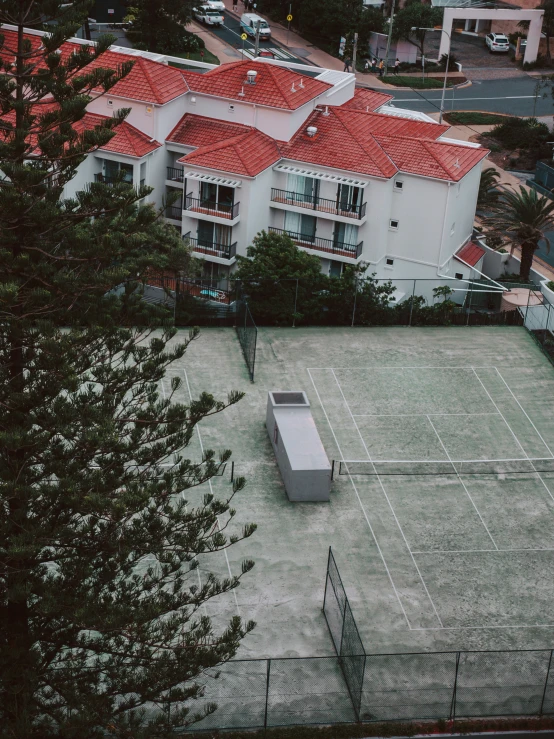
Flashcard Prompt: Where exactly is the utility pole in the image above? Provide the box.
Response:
[254,20,261,57]
[352,32,359,72]
[287,3,292,46]
[383,0,396,77]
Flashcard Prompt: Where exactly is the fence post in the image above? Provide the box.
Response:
[230,460,234,483]
[292,278,299,328]
[323,546,332,612]
[408,279,416,326]
[449,651,461,720]
[525,284,532,326]
[264,658,271,729]
[540,649,553,715]
[351,277,358,328]
[466,283,473,326]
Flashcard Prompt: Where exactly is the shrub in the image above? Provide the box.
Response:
[547,280,554,291]
[490,116,550,155]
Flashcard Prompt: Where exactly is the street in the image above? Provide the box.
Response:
[387,76,554,118]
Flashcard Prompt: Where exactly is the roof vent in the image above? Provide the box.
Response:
[323,106,329,116]
[298,78,304,88]
[306,126,318,137]
[291,83,296,92]
[246,70,257,85]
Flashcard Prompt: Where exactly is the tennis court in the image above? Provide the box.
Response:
[166,325,554,660]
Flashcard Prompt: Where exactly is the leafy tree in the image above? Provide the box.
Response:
[0,2,255,736]
[392,0,443,61]
[124,0,198,54]
[489,186,554,280]
[235,230,325,324]
[537,0,554,64]
[477,167,501,211]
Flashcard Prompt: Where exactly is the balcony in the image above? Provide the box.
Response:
[187,236,237,261]
[270,188,366,220]
[165,206,183,222]
[185,192,240,221]
[269,227,363,260]
[94,173,134,187]
[167,166,184,183]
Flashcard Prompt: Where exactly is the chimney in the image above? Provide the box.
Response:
[306,126,318,137]
[246,70,258,85]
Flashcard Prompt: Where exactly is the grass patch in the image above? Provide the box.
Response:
[169,48,220,65]
[443,111,508,126]
[381,75,456,88]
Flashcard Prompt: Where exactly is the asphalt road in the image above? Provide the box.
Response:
[202,10,308,64]
[388,76,554,119]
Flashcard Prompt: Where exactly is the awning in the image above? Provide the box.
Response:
[183,171,242,188]
[273,164,368,188]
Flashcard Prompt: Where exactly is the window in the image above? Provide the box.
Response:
[386,258,394,266]
[455,272,464,280]
[286,174,319,206]
[104,160,133,184]
[334,221,359,247]
[200,182,234,213]
[336,183,362,214]
[140,161,146,189]
[284,211,316,242]
[329,260,343,278]
[198,220,232,247]
[389,219,399,230]
[394,180,403,191]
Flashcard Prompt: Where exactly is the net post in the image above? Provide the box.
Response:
[540,649,553,715]
[466,282,473,326]
[230,460,234,483]
[331,459,335,481]
[449,651,461,720]
[409,279,416,326]
[351,277,358,328]
[263,658,271,728]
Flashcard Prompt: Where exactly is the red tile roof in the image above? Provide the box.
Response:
[374,134,488,181]
[280,108,487,181]
[0,30,83,70]
[83,51,189,104]
[340,88,394,112]
[181,61,331,110]
[455,241,486,267]
[178,129,280,176]
[75,113,161,157]
[167,113,252,147]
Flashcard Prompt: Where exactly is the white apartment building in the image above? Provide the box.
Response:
[1,27,490,299]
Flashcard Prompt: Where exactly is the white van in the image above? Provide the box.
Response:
[240,13,271,39]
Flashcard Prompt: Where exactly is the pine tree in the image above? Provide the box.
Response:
[0,3,256,736]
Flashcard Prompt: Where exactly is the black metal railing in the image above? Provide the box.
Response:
[167,166,184,182]
[94,173,134,186]
[188,236,237,260]
[269,227,363,259]
[271,188,366,220]
[185,192,240,220]
[165,206,183,221]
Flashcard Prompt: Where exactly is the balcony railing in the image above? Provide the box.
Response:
[165,206,183,221]
[188,236,237,261]
[185,192,240,220]
[269,227,363,259]
[270,188,366,220]
[167,166,184,182]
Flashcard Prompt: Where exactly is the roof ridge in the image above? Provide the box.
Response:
[419,138,458,179]
[135,56,160,104]
[187,130,252,158]
[330,109,396,177]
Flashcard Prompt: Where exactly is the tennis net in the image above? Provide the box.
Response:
[333,458,554,478]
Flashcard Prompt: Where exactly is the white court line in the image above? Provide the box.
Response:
[307,366,498,370]
[161,379,207,616]
[353,413,501,418]
[330,368,444,629]
[183,369,241,618]
[413,548,554,554]
[412,623,554,631]
[472,368,554,505]
[494,367,554,458]
[306,368,412,630]
[426,415,499,551]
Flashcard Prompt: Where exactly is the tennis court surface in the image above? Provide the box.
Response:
[167,326,554,659]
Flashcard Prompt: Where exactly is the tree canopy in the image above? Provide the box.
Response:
[392,0,443,60]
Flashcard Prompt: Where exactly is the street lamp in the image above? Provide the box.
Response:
[412,27,451,124]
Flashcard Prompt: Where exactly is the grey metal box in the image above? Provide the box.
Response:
[266,391,331,502]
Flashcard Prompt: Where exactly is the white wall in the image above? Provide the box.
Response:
[86,93,156,139]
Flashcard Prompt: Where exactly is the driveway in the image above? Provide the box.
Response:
[424,32,526,80]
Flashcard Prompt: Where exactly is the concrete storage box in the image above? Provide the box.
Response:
[266,391,331,502]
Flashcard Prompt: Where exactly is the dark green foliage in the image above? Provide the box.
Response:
[490,116,551,156]
[125,0,197,53]
[391,0,443,59]
[477,167,501,211]
[0,2,255,736]
[443,111,508,125]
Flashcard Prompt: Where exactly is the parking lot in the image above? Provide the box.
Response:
[425,32,525,80]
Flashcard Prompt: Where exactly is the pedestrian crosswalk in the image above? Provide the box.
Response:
[242,46,302,62]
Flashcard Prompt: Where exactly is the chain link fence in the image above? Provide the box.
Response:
[235,283,257,381]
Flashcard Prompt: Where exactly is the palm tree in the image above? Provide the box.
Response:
[477,167,500,211]
[489,186,554,281]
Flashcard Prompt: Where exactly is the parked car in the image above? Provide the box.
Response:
[205,0,225,10]
[193,5,224,25]
[485,33,510,52]
[240,12,271,39]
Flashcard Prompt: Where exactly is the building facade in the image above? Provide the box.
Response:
[1,26,491,301]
